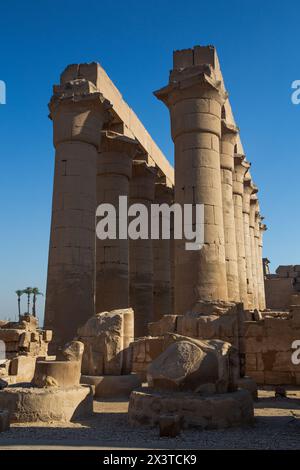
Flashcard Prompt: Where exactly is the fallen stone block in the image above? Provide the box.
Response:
[9,355,36,382]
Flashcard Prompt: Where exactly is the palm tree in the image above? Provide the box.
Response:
[15,290,24,321]
[31,288,43,317]
[23,287,33,315]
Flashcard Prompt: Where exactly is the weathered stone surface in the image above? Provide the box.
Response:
[148,315,178,337]
[0,385,93,423]
[62,341,84,362]
[147,334,238,393]
[244,314,300,385]
[129,388,254,429]
[78,308,134,376]
[9,356,36,382]
[33,360,81,388]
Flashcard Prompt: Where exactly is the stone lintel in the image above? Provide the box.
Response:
[49,78,111,118]
[100,130,139,156]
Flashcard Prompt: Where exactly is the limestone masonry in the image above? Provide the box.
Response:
[44,45,266,350]
[2,45,299,438]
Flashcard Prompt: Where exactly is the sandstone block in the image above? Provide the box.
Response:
[9,355,36,382]
[128,388,254,430]
[0,385,93,423]
[42,330,53,342]
[78,309,133,376]
[62,341,84,362]
[0,329,24,342]
[148,334,237,393]
[148,315,178,337]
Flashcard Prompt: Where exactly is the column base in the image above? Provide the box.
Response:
[129,388,254,429]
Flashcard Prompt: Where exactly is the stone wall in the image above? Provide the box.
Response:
[265,265,300,310]
[244,307,300,385]
[0,315,52,383]
[132,304,252,380]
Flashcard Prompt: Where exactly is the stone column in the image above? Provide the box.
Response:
[233,155,249,308]
[250,195,259,309]
[153,182,173,321]
[220,121,240,302]
[129,160,156,337]
[243,174,258,310]
[154,49,228,314]
[258,221,267,310]
[96,131,138,313]
[254,208,266,311]
[45,78,110,352]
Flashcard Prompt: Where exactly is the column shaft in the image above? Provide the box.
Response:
[220,122,240,302]
[153,183,173,321]
[258,222,267,310]
[155,63,228,314]
[243,177,257,310]
[249,196,259,309]
[96,132,137,313]
[233,155,249,308]
[45,81,109,351]
[129,161,156,337]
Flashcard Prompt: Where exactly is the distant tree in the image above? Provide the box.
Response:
[23,287,33,315]
[31,288,43,317]
[15,290,24,320]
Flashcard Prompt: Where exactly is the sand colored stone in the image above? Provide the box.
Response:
[153,182,174,322]
[96,131,139,313]
[128,388,254,430]
[129,161,156,337]
[220,120,240,302]
[233,154,250,308]
[155,46,228,313]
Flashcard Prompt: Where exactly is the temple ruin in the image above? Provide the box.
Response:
[44,45,266,352]
[1,45,299,439]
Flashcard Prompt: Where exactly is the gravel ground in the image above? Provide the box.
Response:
[0,388,300,450]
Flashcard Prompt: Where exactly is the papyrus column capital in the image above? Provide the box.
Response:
[49,78,112,148]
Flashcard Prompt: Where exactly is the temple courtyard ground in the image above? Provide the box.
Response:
[0,388,300,450]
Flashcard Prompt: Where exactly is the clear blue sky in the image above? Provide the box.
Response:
[0,0,299,322]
